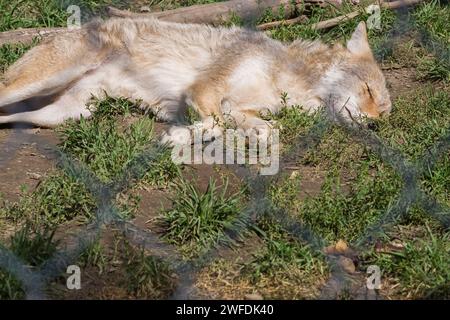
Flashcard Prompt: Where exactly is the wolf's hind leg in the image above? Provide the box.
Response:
[0,60,117,127]
[0,92,92,127]
[0,32,106,108]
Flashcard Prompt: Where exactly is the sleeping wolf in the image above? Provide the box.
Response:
[0,18,391,144]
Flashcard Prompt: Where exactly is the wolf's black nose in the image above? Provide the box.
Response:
[368,122,378,131]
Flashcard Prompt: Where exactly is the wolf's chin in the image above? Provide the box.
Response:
[323,93,363,126]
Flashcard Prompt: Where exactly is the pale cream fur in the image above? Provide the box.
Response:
[0,18,391,144]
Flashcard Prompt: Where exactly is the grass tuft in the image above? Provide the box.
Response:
[9,221,59,267]
[367,226,450,299]
[1,173,97,224]
[160,177,246,257]
[0,263,24,300]
[124,243,175,299]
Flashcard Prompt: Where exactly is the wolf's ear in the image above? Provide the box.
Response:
[346,21,371,56]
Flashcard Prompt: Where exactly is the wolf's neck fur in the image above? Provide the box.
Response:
[275,40,347,110]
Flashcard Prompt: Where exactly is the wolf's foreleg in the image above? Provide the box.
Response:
[161,76,226,145]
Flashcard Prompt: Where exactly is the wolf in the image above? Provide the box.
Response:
[0,18,391,144]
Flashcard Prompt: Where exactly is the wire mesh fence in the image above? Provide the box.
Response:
[0,0,448,300]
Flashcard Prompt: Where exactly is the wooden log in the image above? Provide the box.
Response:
[0,0,424,46]
[0,27,68,47]
[106,0,301,23]
[0,0,300,46]
[257,15,309,30]
[311,0,424,30]
[256,0,423,30]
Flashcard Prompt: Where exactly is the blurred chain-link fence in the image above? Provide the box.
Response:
[0,0,448,300]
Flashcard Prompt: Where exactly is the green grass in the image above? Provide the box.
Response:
[299,167,399,243]
[413,0,450,44]
[266,3,396,45]
[0,173,96,225]
[246,218,327,282]
[0,0,129,31]
[417,55,450,82]
[268,86,448,244]
[377,87,450,159]
[268,87,448,244]
[9,221,59,266]
[0,266,24,300]
[241,217,328,299]
[270,161,402,243]
[412,0,450,82]
[422,150,450,206]
[79,239,108,275]
[302,126,367,169]
[0,41,39,74]
[245,237,325,281]
[365,226,450,299]
[0,220,59,299]
[58,96,180,186]
[0,168,142,228]
[263,98,323,147]
[263,6,449,294]
[160,177,246,257]
[0,0,68,31]
[124,242,175,298]
[58,97,154,182]
[257,3,292,25]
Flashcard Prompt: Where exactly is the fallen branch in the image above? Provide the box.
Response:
[0,27,68,47]
[257,15,309,30]
[0,0,423,46]
[264,0,424,31]
[1,0,300,46]
[313,0,423,30]
[106,0,301,23]
[107,0,344,22]
[312,10,361,30]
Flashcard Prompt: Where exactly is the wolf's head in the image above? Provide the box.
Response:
[320,22,391,124]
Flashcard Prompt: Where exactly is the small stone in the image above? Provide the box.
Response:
[27,172,42,180]
[390,239,405,249]
[140,6,151,12]
[324,245,335,254]
[375,240,383,253]
[335,239,348,253]
[338,256,356,274]
[245,293,263,300]
[289,171,300,179]
[324,239,349,255]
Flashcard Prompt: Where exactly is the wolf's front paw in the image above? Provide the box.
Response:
[161,126,192,146]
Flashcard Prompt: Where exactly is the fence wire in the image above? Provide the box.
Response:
[0,0,448,300]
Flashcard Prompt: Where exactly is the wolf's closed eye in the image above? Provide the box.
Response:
[365,82,374,99]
